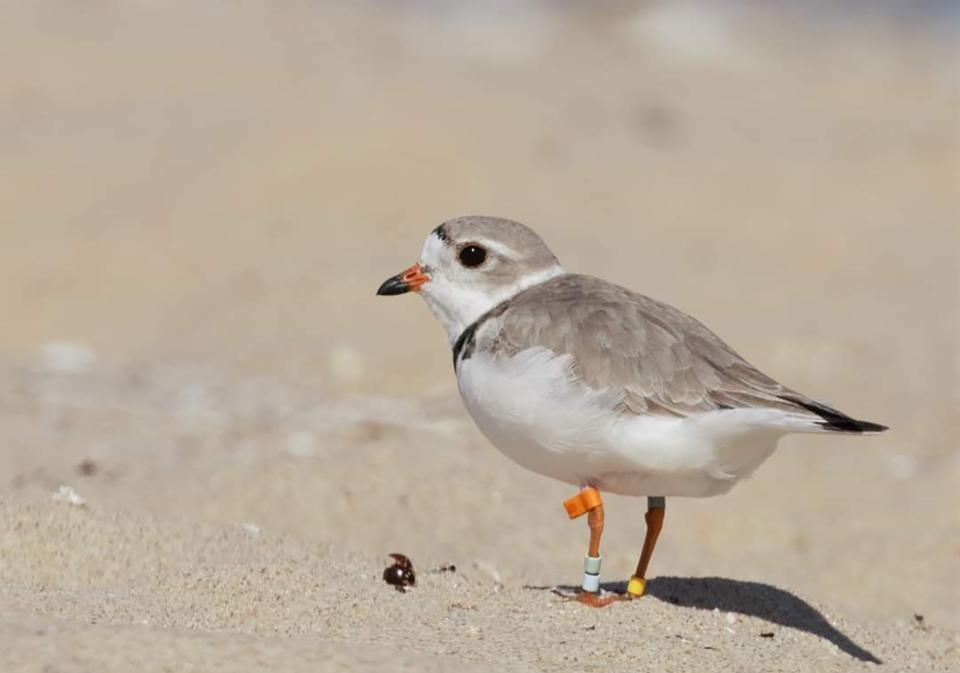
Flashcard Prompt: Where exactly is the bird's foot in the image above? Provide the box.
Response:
[551,586,632,608]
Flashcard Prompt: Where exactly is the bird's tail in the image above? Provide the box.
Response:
[779,395,888,434]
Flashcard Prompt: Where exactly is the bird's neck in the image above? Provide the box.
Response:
[421,265,565,345]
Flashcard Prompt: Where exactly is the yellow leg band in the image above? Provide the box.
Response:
[626,576,646,597]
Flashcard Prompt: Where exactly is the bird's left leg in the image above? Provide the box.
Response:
[561,486,625,607]
[626,496,666,598]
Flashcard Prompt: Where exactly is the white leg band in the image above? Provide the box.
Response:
[581,572,601,593]
[581,554,602,593]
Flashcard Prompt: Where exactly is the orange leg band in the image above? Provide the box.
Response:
[563,486,602,519]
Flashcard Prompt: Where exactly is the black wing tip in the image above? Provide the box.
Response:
[820,418,889,434]
[780,395,888,434]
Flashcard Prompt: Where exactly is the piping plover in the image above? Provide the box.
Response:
[377,216,886,606]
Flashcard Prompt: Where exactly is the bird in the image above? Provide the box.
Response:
[377,216,886,607]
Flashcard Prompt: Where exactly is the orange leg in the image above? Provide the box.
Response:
[561,487,626,608]
[587,504,603,558]
[627,496,666,598]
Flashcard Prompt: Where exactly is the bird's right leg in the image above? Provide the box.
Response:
[561,486,624,607]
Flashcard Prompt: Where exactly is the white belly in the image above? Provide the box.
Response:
[456,348,785,497]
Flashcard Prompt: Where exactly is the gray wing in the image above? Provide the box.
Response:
[481,274,812,418]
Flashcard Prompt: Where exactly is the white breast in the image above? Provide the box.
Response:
[456,348,785,497]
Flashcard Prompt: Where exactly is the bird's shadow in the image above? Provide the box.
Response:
[537,576,881,664]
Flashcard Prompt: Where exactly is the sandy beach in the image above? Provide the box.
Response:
[1,2,958,671]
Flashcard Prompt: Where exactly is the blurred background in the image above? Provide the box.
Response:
[1,0,958,637]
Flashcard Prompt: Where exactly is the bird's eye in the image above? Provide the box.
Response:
[458,244,487,268]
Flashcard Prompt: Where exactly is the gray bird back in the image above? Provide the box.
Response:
[467,274,809,418]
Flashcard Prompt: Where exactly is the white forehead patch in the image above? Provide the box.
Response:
[420,230,449,268]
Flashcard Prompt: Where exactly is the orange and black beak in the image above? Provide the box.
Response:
[376,263,430,296]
